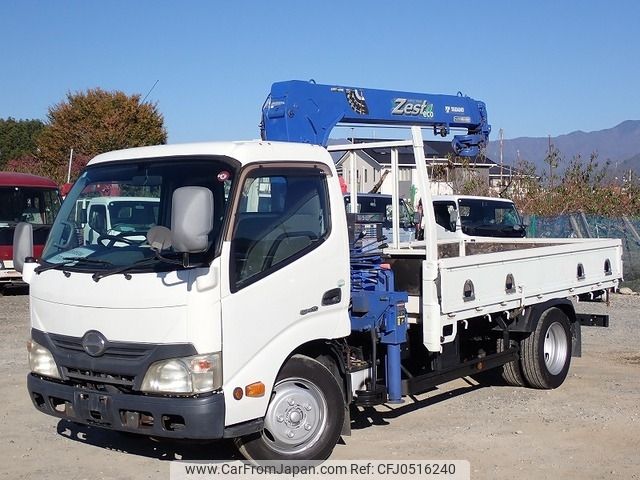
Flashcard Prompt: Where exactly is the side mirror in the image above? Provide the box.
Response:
[13,222,34,273]
[449,209,459,232]
[88,209,106,234]
[146,225,173,252]
[171,186,214,253]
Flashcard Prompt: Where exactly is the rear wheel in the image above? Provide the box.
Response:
[497,337,527,387]
[235,354,344,461]
[521,308,572,389]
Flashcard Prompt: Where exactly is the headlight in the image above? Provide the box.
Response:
[140,352,222,394]
[27,339,61,379]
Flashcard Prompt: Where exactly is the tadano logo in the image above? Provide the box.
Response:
[392,98,434,118]
[445,105,465,114]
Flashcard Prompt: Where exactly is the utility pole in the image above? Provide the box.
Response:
[548,135,553,188]
[67,148,74,183]
[499,128,504,187]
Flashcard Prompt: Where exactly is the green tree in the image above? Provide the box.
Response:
[0,118,45,169]
[37,88,167,182]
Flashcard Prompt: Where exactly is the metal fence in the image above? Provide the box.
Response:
[527,214,640,286]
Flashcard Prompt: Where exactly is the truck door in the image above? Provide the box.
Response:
[220,163,349,425]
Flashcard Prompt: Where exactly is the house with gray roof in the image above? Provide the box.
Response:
[333,139,495,201]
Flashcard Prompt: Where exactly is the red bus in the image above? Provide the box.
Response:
[0,172,62,289]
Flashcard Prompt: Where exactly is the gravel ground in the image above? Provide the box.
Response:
[1,289,638,480]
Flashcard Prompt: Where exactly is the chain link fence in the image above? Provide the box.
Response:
[527,214,640,288]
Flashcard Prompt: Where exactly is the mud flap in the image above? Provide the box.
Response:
[341,404,351,436]
[571,321,582,358]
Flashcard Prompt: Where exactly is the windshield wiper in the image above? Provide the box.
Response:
[92,257,158,282]
[34,257,115,274]
[92,253,206,282]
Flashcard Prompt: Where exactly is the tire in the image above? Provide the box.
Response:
[235,354,345,461]
[521,307,572,389]
[497,337,528,387]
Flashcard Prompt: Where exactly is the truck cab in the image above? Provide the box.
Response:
[432,195,526,240]
[19,141,351,460]
[0,172,62,288]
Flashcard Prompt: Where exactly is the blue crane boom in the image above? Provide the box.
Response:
[260,80,491,156]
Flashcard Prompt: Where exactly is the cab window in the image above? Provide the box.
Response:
[231,168,330,291]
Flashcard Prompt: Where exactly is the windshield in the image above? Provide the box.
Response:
[42,157,235,273]
[0,187,61,226]
[458,198,524,237]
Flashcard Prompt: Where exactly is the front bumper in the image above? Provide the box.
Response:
[0,267,23,284]
[27,374,225,439]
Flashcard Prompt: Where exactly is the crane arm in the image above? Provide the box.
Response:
[260,80,491,156]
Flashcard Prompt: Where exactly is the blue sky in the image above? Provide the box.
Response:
[1,0,638,144]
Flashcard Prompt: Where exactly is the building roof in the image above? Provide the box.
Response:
[335,139,495,168]
[487,163,534,178]
[0,172,58,188]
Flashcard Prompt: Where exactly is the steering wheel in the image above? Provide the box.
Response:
[97,232,146,247]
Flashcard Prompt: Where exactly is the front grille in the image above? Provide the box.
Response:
[36,329,198,393]
[51,336,151,359]
[64,367,135,387]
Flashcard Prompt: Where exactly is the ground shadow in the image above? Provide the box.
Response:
[350,377,503,430]
[471,368,512,387]
[55,372,514,457]
[0,284,29,296]
[56,420,240,461]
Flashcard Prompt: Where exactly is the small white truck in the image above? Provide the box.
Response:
[14,81,621,461]
[343,194,524,244]
[78,196,160,245]
[431,195,526,240]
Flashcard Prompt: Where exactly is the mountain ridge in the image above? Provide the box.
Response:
[486,120,640,174]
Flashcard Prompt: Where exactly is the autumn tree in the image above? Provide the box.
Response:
[36,88,167,182]
[0,118,44,169]
[4,154,49,177]
[508,151,640,216]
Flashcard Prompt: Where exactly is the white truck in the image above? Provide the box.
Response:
[343,194,524,244]
[431,195,526,240]
[14,81,621,461]
[78,196,160,245]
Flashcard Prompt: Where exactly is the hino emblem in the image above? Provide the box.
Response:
[81,330,107,357]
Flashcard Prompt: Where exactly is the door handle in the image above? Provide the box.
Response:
[321,288,342,306]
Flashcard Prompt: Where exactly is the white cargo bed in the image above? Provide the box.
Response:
[384,236,623,351]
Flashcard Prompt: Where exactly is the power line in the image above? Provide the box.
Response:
[141,79,159,104]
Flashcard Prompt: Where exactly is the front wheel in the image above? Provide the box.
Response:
[235,354,344,461]
[521,307,572,389]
